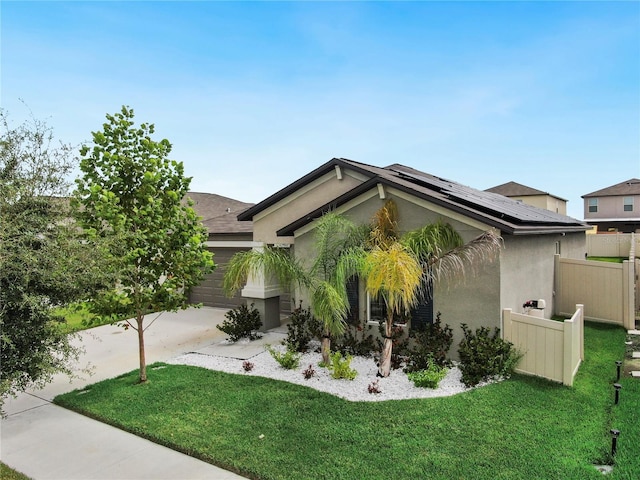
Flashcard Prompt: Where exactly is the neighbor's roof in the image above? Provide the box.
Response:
[485,181,567,202]
[238,158,588,236]
[186,192,253,234]
[582,179,640,198]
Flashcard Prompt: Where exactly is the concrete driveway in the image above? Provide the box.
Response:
[1,307,249,480]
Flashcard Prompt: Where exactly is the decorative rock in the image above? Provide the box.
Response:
[594,464,613,475]
[632,371,640,378]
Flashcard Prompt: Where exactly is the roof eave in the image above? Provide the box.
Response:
[276,176,588,237]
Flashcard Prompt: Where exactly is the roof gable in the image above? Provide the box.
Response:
[237,158,380,221]
[485,181,567,202]
[582,179,640,198]
[186,192,254,234]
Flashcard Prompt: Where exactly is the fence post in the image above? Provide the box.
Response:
[553,254,560,317]
[563,313,575,387]
[623,260,634,330]
[577,304,584,361]
[502,308,512,342]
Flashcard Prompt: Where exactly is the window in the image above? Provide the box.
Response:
[624,197,634,212]
[345,276,360,325]
[367,292,387,324]
[410,280,434,332]
[588,198,598,213]
[366,279,433,332]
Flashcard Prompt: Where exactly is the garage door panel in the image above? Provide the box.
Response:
[189,248,246,308]
[190,247,291,313]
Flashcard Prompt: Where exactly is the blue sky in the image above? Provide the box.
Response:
[2,1,639,220]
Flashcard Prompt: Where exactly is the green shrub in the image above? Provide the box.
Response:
[328,351,357,380]
[217,303,262,342]
[457,323,522,387]
[267,346,301,370]
[284,303,321,352]
[333,319,376,357]
[407,362,448,389]
[405,312,453,372]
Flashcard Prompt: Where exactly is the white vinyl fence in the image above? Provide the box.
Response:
[502,305,584,386]
[587,232,639,258]
[554,255,635,329]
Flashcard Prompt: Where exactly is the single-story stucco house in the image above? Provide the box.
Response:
[233,158,590,350]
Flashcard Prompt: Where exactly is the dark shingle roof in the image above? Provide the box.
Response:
[239,158,588,236]
[186,192,253,234]
[582,179,640,198]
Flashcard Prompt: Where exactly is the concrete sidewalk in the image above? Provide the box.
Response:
[1,307,249,480]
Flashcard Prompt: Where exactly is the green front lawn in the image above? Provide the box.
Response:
[55,323,634,480]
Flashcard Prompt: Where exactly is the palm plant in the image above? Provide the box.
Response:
[363,199,502,377]
[223,212,367,364]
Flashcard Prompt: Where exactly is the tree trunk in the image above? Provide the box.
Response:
[378,316,393,377]
[137,314,147,383]
[321,334,331,365]
[321,336,331,365]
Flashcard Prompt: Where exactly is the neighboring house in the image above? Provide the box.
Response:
[235,158,589,350]
[485,181,568,215]
[186,192,256,309]
[582,179,640,233]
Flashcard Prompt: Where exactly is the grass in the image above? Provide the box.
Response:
[55,323,633,480]
[54,302,120,333]
[609,332,640,479]
[586,256,626,263]
[0,462,31,480]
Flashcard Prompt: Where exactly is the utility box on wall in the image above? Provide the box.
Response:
[523,299,547,318]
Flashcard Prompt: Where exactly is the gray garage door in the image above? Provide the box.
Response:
[189,247,291,313]
[189,248,247,309]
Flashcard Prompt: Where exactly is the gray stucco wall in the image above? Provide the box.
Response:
[292,192,503,359]
[499,231,586,319]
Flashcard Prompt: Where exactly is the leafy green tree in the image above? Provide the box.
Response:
[364,199,503,377]
[74,106,214,383]
[0,109,111,408]
[224,212,366,364]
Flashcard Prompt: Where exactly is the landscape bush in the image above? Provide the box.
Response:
[267,346,301,370]
[405,312,453,372]
[407,359,448,389]
[327,351,357,380]
[333,319,376,357]
[216,303,262,342]
[457,323,522,387]
[284,303,322,352]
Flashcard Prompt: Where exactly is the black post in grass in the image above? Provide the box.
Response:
[614,383,622,405]
[610,429,620,457]
[616,361,622,381]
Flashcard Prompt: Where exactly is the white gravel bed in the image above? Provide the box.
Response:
[167,343,482,402]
